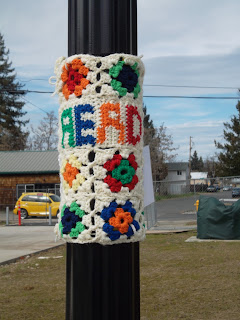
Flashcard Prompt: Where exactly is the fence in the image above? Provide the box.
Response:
[0,186,157,230]
[153,175,240,199]
[0,187,60,225]
[144,202,156,230]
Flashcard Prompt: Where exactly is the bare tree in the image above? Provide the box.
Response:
[149,123,178,180]
[27,111,58,150]
[143,105,178,180]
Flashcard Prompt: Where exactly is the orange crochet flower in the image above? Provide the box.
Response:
[63,163,80,187]
[61,58,90,100]
[109,208,133,234]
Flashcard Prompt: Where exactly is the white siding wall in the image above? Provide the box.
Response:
[167,170,187,181]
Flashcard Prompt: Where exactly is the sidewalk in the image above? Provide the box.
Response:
[151,219,197,231]
[0,225,63,265]
[0,220,197,265]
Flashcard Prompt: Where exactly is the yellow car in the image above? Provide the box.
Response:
[13,192,60,219]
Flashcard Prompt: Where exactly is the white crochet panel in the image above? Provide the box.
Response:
[54,53,145,245]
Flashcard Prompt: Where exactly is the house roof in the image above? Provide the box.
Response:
[0,150,59,175]
[190,172,208,179]
[166,162,189,171]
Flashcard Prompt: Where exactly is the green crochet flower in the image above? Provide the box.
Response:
[109,60,140,98]
[112,159,136,185]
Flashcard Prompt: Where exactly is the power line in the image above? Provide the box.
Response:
[1,88,240,99]
[26,90,53,93]
[17,78,48,83]
[22,96,48,114]
[0,89,53,94]
[15,77,240,89]
[143,84,240,90]
[143,95,240,99]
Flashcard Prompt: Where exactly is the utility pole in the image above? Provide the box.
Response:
[65,1,140,320]
[189,136,192,179]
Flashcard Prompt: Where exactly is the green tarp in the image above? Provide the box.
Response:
[197,196,240,240]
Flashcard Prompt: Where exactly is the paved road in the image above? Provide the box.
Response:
[156,191,233,221]
[0,209,57,226]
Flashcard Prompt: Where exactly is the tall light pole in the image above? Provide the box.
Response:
[66,1,140,320]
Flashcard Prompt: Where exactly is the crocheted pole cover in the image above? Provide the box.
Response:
[54,53,145,245]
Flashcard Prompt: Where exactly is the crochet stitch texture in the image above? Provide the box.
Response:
[54,53,145,245]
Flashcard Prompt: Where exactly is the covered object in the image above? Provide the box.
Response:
[197,196,240,240]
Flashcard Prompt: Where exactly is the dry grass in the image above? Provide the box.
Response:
[1,232,240,320]
[0,246,66,320]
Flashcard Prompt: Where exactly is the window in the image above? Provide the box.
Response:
[177,171,182,175]
[28,195,39,202]
[50,195,60,202]
[16,184,34,199]
[22,195,30,201]
[38,196,51,203]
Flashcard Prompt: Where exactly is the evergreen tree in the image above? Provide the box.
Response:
[215,101,240,176]
[191,150,204,171]
[143,104,155,146]
[0,32,28,150]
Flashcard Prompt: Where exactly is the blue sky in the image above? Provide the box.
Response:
[1,0,240,161]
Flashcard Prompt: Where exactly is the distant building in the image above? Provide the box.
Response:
[166,162,190,181]
[161,162,190,195]
[0,150,59,208]
[190,172,208,184]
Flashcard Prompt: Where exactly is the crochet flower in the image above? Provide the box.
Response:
[109,60,140,98]
[63,163,80,187]
[61,58,90,99]
[60,156,85,193]
[59,202,85,238]
[101,201,140,241]
[103,154,138,192]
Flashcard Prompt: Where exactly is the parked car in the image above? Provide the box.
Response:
[13,192,60,219]
[207,185,217,192]
[232,188,240,198]
[223,186,232,191]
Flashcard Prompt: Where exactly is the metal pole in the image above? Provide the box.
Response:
[49,206,52,226]
[66,1,140,320]
[18,200,21,226]
[6,207,9,226]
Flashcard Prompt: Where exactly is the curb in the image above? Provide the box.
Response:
[0,243,65,267]
[146,229,196,235]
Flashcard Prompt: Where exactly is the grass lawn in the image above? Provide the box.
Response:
[1,231,240,319]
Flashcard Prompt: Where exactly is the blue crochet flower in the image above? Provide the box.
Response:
[109,61,140,98]
[101,201,140,241]
[61,208,80,234]
[60,202,85,237]
[116,65,138,92]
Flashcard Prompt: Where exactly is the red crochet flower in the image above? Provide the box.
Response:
[61,58,90,100]
[103,154,138,192]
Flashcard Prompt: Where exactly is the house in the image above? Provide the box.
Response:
[158,162,190,195]
[166,162,190,181]
[0,150,60,209]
